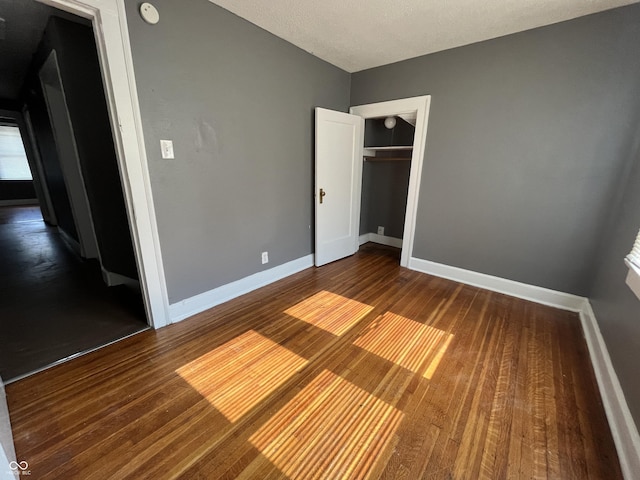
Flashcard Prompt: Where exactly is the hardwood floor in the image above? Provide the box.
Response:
[6,244,621,479]
[0,205,148,381]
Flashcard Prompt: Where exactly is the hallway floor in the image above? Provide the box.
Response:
[0,205,148,382]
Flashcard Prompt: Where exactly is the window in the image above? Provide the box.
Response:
[625,229,640,300]
[0,125,32,180]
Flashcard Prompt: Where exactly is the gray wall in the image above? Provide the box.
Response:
[352,5,640,295]
[0,181,36,202]
[359,161,410,238]
[125,0,350,303]
[590,130,640,429]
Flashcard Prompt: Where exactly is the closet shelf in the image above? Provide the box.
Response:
[363,146,413,162]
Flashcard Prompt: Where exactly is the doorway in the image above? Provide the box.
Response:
[0,2,149,381]
[314,96,431,268]
[37,0,170,328]
[358,115,415,255]
[351,96,431,267]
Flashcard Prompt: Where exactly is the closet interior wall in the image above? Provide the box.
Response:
[360,117,415,243]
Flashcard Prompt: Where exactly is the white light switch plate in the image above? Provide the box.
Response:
[160,140,174,159]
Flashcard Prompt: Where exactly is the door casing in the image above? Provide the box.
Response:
[350,96,431,267]
[38,0,170,328]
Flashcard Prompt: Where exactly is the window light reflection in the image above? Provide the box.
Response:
[284,290,373,336]
[176,330,307,422]
[245,370,404,479]
[354,312,454,379]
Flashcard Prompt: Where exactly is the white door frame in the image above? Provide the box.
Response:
[38,0,170,328]
[350,96,431,268]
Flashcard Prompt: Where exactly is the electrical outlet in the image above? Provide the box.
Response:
[261,251,269,264]
[377,226,384,235]
[160,139,174,159]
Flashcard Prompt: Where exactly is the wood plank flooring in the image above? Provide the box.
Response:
[6,244,621,479]
[0,205,147,381]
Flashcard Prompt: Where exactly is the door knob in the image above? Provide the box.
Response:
[319,188,326,204]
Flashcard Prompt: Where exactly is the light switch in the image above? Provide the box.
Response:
[160,140,174,159]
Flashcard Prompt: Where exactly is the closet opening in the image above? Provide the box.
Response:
[358,115,415,263]
[350,96,431,269]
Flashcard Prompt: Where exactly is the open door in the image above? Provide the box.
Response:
[315,108,364,266]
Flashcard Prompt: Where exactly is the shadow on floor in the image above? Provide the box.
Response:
[0,205,148,381]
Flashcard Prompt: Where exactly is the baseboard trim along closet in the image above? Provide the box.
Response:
[408,255,640,479]
[359,233,403,248]
[408,257,585,311]
[169,254,314,323]
[579,303,640,480]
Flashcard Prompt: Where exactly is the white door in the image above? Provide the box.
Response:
[315,108,364,266]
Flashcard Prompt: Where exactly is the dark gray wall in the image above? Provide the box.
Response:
[125,0,350,303]
[359,161,410,238]
[352,5,640,295]
[590,130,640,430]
[0,180,36,201]
[360,118,414,238]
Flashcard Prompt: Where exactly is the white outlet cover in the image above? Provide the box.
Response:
[140,3,160,25]
[160,139,174,159]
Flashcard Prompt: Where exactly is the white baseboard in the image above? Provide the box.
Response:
[169,254,314,323]
[408,257,585,312]
[101,267,139,289]
[580,302,640,480]
[359,233,403,248]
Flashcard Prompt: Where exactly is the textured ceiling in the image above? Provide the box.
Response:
[209,0,639,72]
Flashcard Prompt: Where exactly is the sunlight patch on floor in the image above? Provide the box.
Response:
[284,290,373,336]
[176,330,307,422]
[354,312,454,379]
[244,369,403,479]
